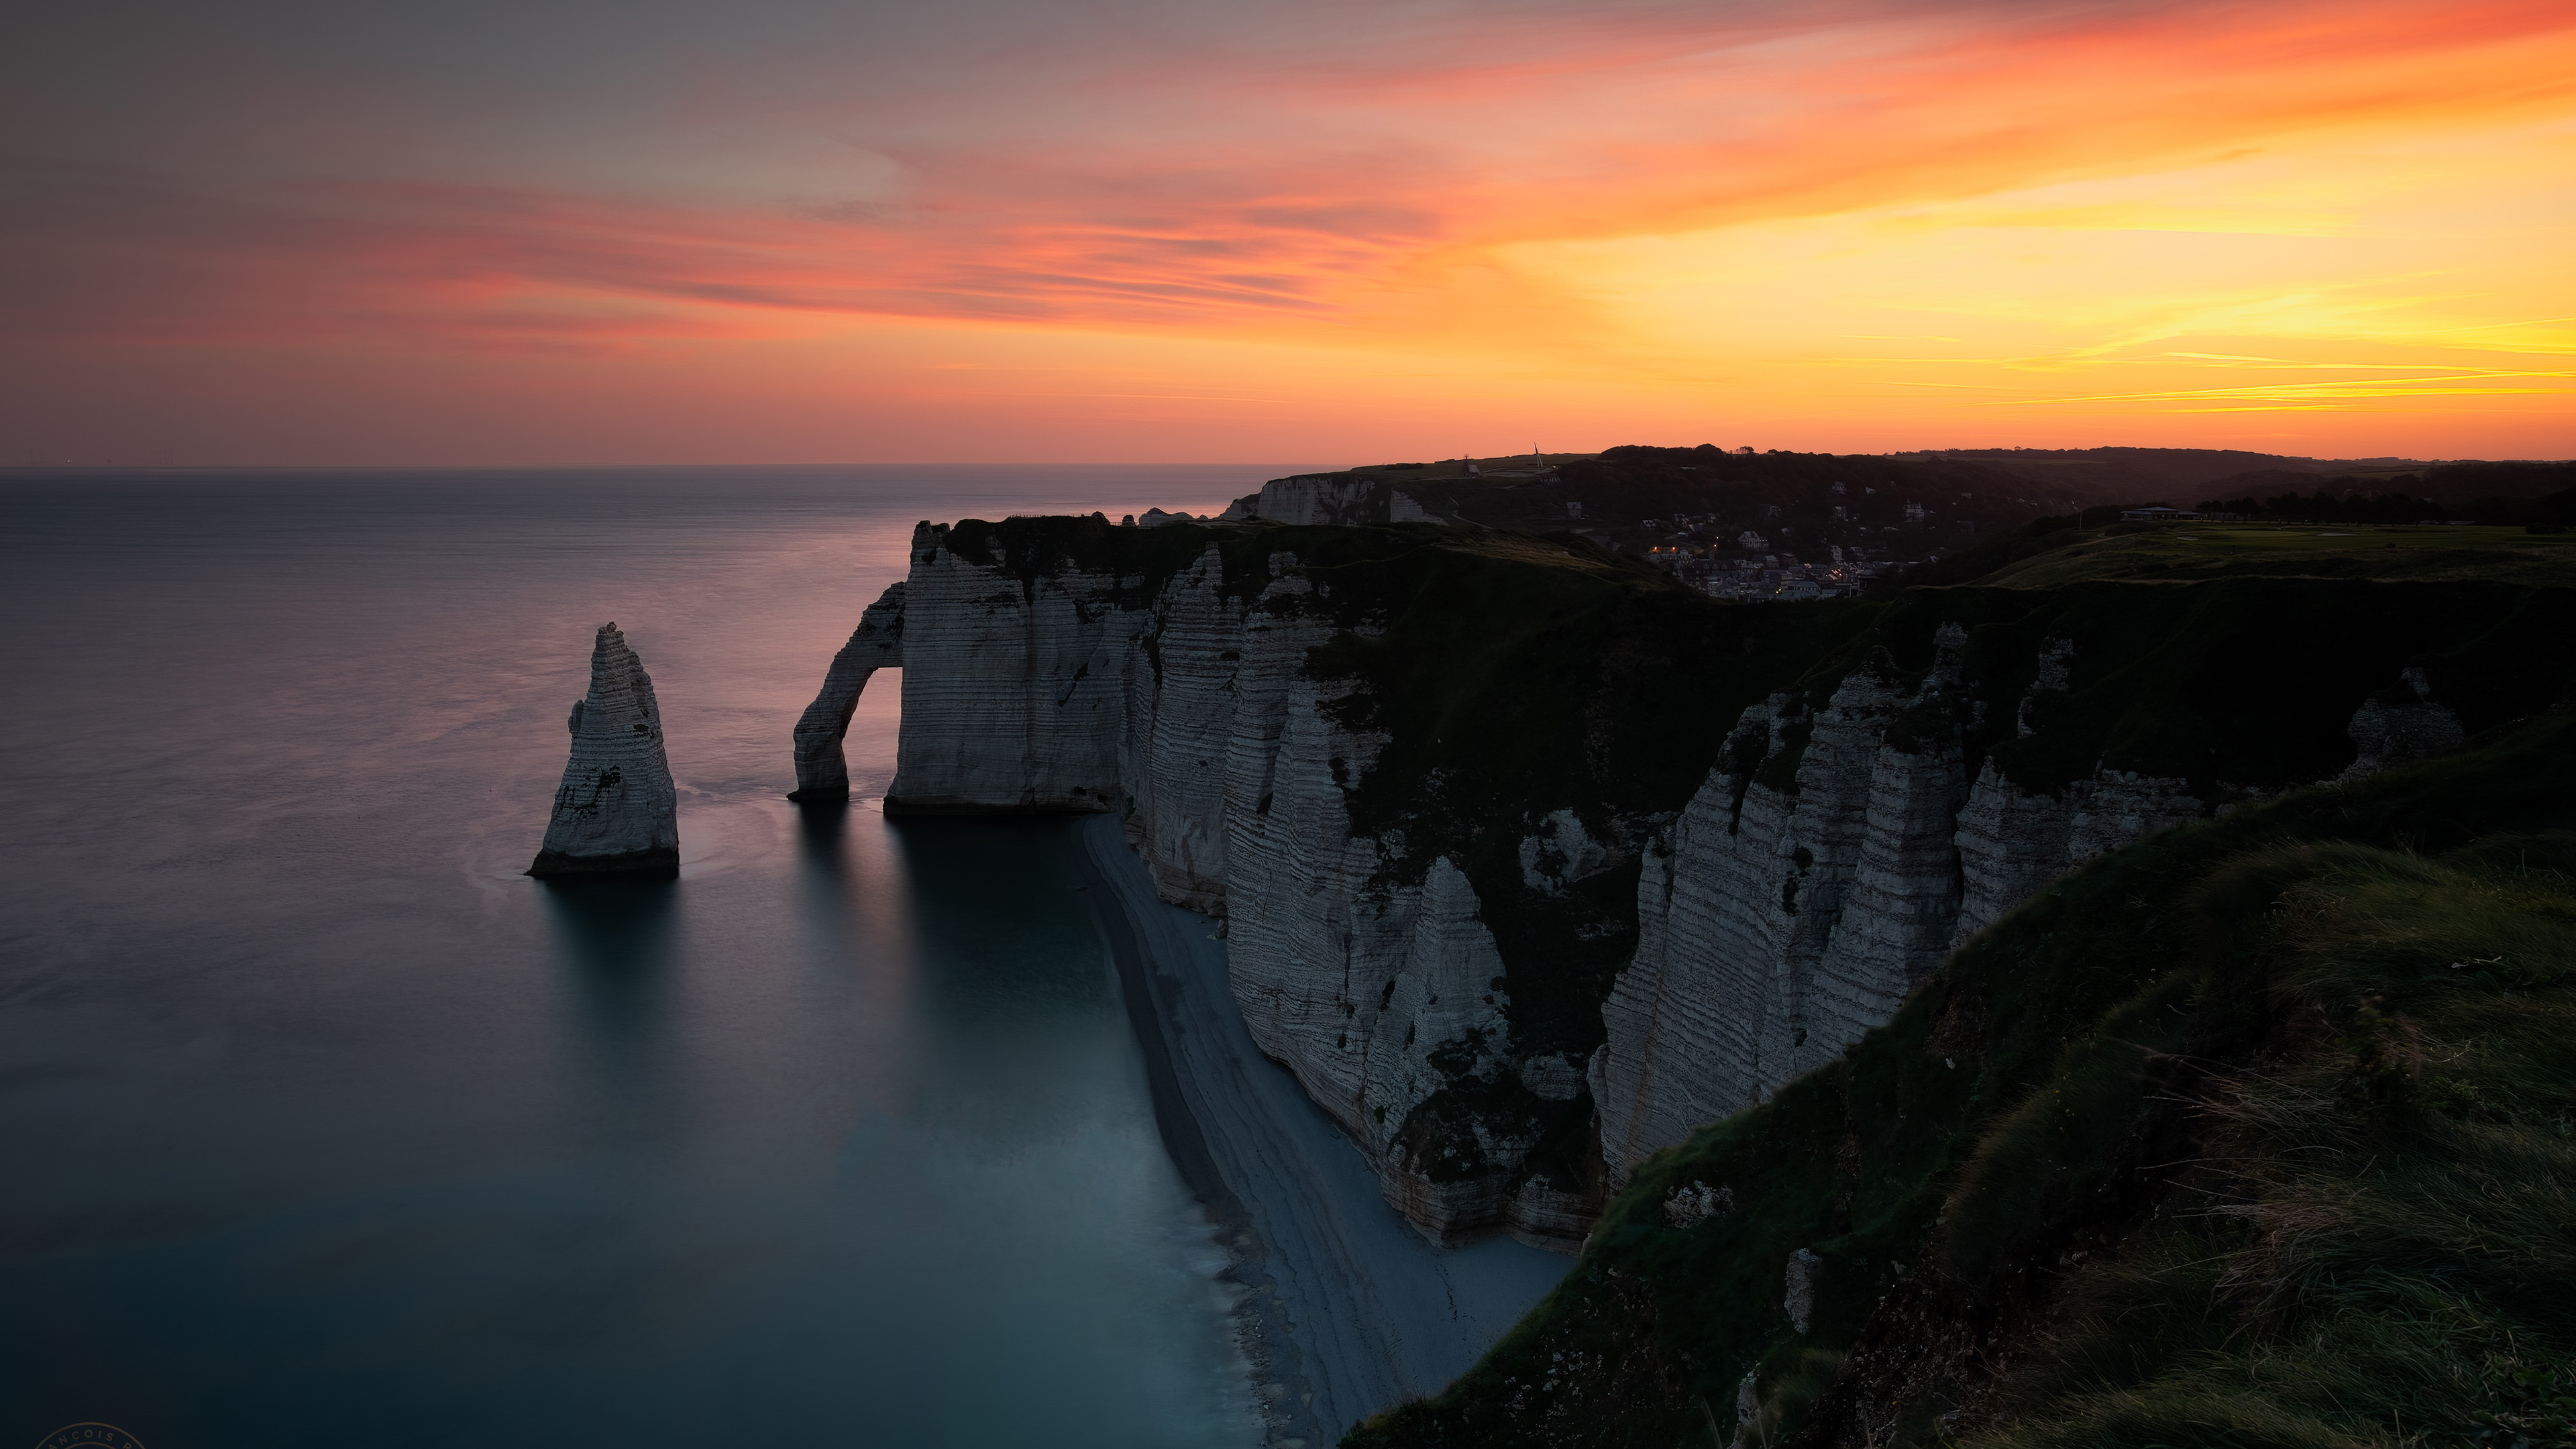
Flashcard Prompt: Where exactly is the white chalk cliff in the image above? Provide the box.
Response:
[530,623,679,877]
[804,519,2481,1241]
[790,582,906,800]
[1589,624,2445,1184]
[822,521,1587,1244]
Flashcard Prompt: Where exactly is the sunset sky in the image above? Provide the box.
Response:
[5,0,2572,464]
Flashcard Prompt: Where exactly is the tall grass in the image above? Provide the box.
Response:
[1982,839,2576,1449]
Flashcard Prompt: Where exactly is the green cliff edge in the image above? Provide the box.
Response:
[1350,675,2576,1448]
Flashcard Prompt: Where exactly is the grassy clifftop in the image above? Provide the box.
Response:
[1929,517,2576,590]
[1348,711,2576,1449]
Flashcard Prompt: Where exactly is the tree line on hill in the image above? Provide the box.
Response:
[2188,462,2576,530]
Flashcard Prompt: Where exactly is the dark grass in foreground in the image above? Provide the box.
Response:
[1348,714,2576,1449]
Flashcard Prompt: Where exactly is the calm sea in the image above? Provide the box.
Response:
[0,466,1320,1449]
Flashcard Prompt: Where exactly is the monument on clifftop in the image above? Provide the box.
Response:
[528,623,680,878]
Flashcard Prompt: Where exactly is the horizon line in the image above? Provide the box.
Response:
[6,450,2565,472]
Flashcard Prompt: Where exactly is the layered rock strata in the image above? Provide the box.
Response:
[814,519,1595,1246]
[788,582,906,801]
[805,517,2536,1244]
[881,524,1140,814]
[1591,627,2467,1184]
[529,623,679,878]
[1076,815,1569,1448]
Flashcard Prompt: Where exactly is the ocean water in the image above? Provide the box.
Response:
[0,466,1319,1449]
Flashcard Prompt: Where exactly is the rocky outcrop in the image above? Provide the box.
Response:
[788,582,905,801]
[529,623,679,878]
[1520,810,1610,894]
[2341,664,2465,778]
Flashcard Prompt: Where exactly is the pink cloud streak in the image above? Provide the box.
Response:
[3,0,2571,356]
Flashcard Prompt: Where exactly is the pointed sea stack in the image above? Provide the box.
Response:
[788,580,906,801]
[528,623,680,878]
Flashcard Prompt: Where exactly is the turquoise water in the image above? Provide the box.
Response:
[0,467,1311,1448]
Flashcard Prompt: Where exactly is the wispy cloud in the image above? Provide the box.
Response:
[1982,370,2576,407]
[9,0,2572,348]
[3,0,2571,458]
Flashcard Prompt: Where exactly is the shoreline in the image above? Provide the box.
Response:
[1073,815,1570,1448]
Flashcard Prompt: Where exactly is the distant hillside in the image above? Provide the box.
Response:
[1265,445,2576,591]
[2408,458,2576,499]
[2194,461,2576,517]
[1883,447,2430,497]
[1882,449,2576,509]
[1898,514,2576,591]
[1286,445,2094,565]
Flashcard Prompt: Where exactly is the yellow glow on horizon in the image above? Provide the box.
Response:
[1405,110,2575,451]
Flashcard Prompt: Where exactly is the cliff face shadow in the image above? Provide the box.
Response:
[793,798,862,943]
[879,816,1102,1024]
[538,877,679,1038]
[794,798,852,873]
[875,814,1124,1152]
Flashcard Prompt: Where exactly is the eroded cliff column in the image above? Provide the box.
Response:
[789,581,906,801]
[529,623,680,878]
